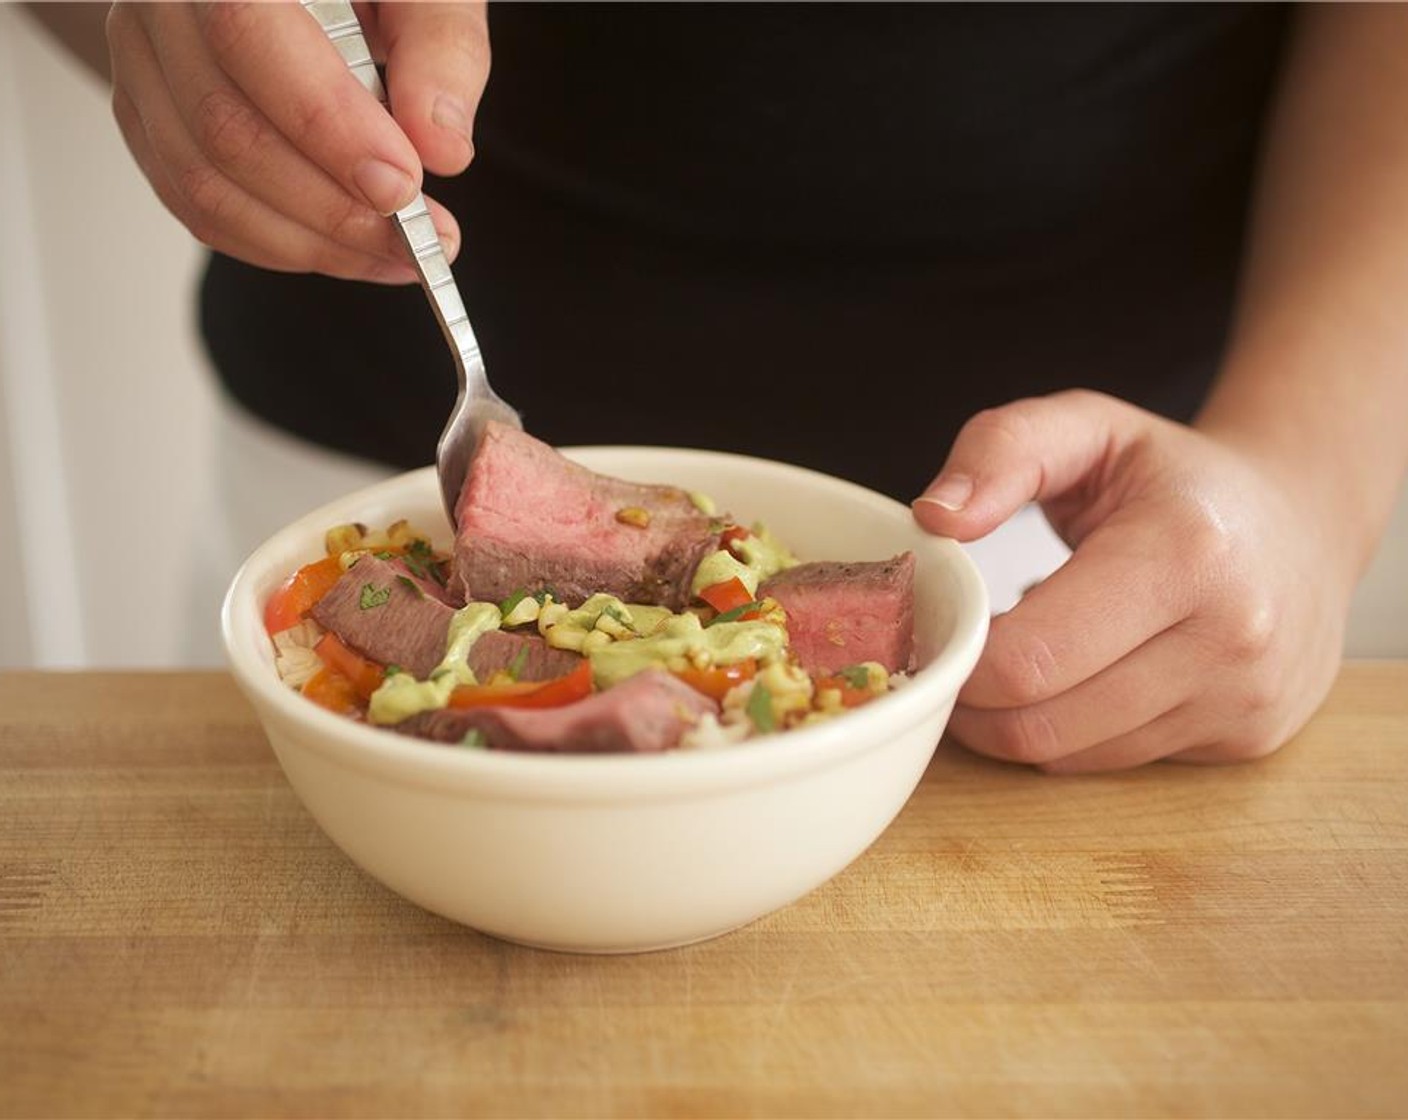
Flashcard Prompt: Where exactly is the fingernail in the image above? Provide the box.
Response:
[437,224,460,260]
[353,158,416,216]
[432,94,472,147]
[917,474,973,512]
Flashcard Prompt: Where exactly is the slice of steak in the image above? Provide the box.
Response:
[310,555,455,679]
[397,668,719,753]
[760,552,916,675]
[450,422,721,610]
[467,630,583,683]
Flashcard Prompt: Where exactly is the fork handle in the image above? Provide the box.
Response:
[300,0,483,373]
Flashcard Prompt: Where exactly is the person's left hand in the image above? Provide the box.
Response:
[911,389,1354,773]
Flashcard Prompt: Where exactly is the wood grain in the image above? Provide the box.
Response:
[1,664,1405,1118]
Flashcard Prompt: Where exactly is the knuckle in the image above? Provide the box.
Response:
[1050,387,1108,412]
[284,92,345,158]
[1234,668,1280,719]
[990,706,1066,766]
[982,621,1059,707]
[194,87,265,168]
[962,404,1033,452]
[110,86,137,136]
[1181,506,1238,574]
[322,195,382,247]
[1207,728,1282,764]
[1224,595,1279,663]
[200,1,261,62]
[175,162,238,241]
[105,3,137,53]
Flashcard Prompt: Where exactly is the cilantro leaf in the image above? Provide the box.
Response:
[400,539,447,587]
[506,646,529,681]
[837,664,871,689]
[499,588,528,617]
[396,574,427,600]
[746,682,776,734]
[602,603,635,631]
[707,600,764,627]
[359,583,392,610]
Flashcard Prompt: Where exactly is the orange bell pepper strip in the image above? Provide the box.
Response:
[447,659,594,710]
[264,556,345,636]
[314,632,386,701]
[301,666,362,716]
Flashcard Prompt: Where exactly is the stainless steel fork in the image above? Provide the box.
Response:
[302,0,521,527]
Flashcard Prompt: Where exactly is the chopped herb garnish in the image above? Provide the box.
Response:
[359,583,391,610]
[707,600,764,627]
[746,682,776,734]
[374,550,397,561]
[532,587,558,606]
[499,588,528,617]
[402,538,446,585]
[837,664,872,689]
[506,646,529,681]
[385,664,403,677]
[460,728,488,749]
[602,603,634,629]
[396,574,427,600]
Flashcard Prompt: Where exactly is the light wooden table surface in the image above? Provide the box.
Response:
[1,663,1405,1118]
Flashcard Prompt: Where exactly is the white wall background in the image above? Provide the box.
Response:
[0,4,1403,671]
[0,3,217,668]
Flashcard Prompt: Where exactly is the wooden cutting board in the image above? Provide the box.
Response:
[1,663,1406,1118]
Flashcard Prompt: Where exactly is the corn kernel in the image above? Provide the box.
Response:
[615,506,652,529]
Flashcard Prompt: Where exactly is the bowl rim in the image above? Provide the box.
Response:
[221,445,990,800]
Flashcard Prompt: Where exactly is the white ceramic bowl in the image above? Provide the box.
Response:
[221,447,989,953]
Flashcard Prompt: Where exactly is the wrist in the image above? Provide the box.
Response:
[1194,357,1394,588]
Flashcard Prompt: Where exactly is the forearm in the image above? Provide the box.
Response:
[1196,3,1408,580]
[21,2,112,85]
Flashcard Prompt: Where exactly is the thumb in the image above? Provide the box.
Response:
[911,389,1145,542]
[380,1,491,177]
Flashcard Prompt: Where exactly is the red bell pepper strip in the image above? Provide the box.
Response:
[672,658,758,702]
[697,576,755,615]
[447,659,594,710]
[813,673,877,709]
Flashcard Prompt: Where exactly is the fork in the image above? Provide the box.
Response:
[301,0,522,527]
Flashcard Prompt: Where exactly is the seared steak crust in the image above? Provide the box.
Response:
[761,553,916,675]
[451,423,721,610]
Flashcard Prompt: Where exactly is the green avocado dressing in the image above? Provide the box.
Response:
[367,602,501,725]
[689,524,798,599]
[588,612,787,689]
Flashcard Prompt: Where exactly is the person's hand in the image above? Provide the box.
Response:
[106,1,488,283]
[912,389,1353,773]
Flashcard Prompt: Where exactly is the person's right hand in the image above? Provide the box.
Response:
[106,1,489,284]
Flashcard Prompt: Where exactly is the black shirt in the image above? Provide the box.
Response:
[201,2,1291,501]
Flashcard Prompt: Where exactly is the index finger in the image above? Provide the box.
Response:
[196,0,422,215]
[959,509,1196,709]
